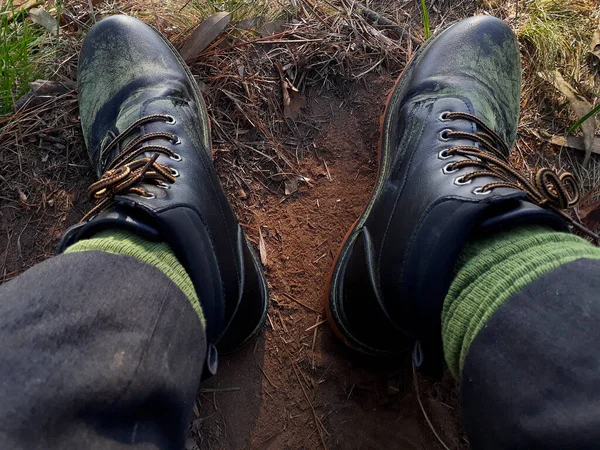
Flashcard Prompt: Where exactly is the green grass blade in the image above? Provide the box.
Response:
[420,0,430,39]
[569,103,600,134]
[0,1,45,113]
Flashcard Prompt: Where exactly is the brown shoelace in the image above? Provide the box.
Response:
[82,114,180,221]
[441,112,598,241]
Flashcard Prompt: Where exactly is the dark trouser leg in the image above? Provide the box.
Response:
[462,259,600,449]
[0,251,205,450]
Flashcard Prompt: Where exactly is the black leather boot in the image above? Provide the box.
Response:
[58,15,269,374]
[325,16,580,365]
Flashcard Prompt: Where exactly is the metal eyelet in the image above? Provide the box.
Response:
[454,176,472,186]
[438,149,452,160]
[165,115,177,125]
[442,163,459,174]
[156,181,171,189]
[170,152,182,162]
[143,192,156,199]
[439,111,451,122]
[171,135,181,145]
[170,168,180,177]
[473,187,491,195]
[439,129,452,141]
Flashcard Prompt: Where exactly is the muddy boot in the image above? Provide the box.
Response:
[325,16,578,366]
[58,15,268,373]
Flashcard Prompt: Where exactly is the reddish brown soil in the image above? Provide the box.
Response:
[194,76,467,450]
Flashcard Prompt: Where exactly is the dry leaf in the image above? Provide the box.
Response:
[284,177,298,195]
[275,61,291,109]
[589,22,600,67]
[284,89,306,119]
[580,202,600,229]
[8,0,35,6]
[5,0,40,20]
[17,190,27,203]
[539,70,596,165]
[534,131,600,156]
[29,8,58,35]
[14,79,75,111]
[179,12,231,62]
[282,80,291,107]
[258,21,286,37]
[574,186,600,230]
[196,79,208,92]
[578,188,600,230]
[258,227,268,266]
[275,61,305,119]
[237,16,264,30]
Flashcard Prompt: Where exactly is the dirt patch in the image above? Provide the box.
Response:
[194,75,467,450]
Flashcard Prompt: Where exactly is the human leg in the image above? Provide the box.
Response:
[0,249,205,449]
[445,227,600,449]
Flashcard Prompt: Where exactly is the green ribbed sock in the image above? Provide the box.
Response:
[442,226,600,379]
[64,230,205,327]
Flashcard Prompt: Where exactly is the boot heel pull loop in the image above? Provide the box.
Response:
[202,343,219,380]
[412,341,424,368]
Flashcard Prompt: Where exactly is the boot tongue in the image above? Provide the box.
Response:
[98,91,187,175]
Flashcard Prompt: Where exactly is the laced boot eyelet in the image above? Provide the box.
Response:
[439,111,452,122]
[165,115,177,125]
[439,129,452,141]
[170,153,182,162]
[443,163,459,174]
[438,149,452,160]
[171,135,181,145]
[473,187,491,195]
[169,168,180,177]
[156,181,171,189]
[454,176,472,186]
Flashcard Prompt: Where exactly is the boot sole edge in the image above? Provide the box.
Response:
[323,24,456,356]
[156,25,270,353]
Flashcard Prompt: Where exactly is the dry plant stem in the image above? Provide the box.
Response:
[87,0,95,23]
[412,360,451,450]
[355,3,421,45]
[291,349,328,450]
[283,292,321,314]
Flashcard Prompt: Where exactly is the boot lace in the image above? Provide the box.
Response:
[82,114,180,221]
[441,112,598,241]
